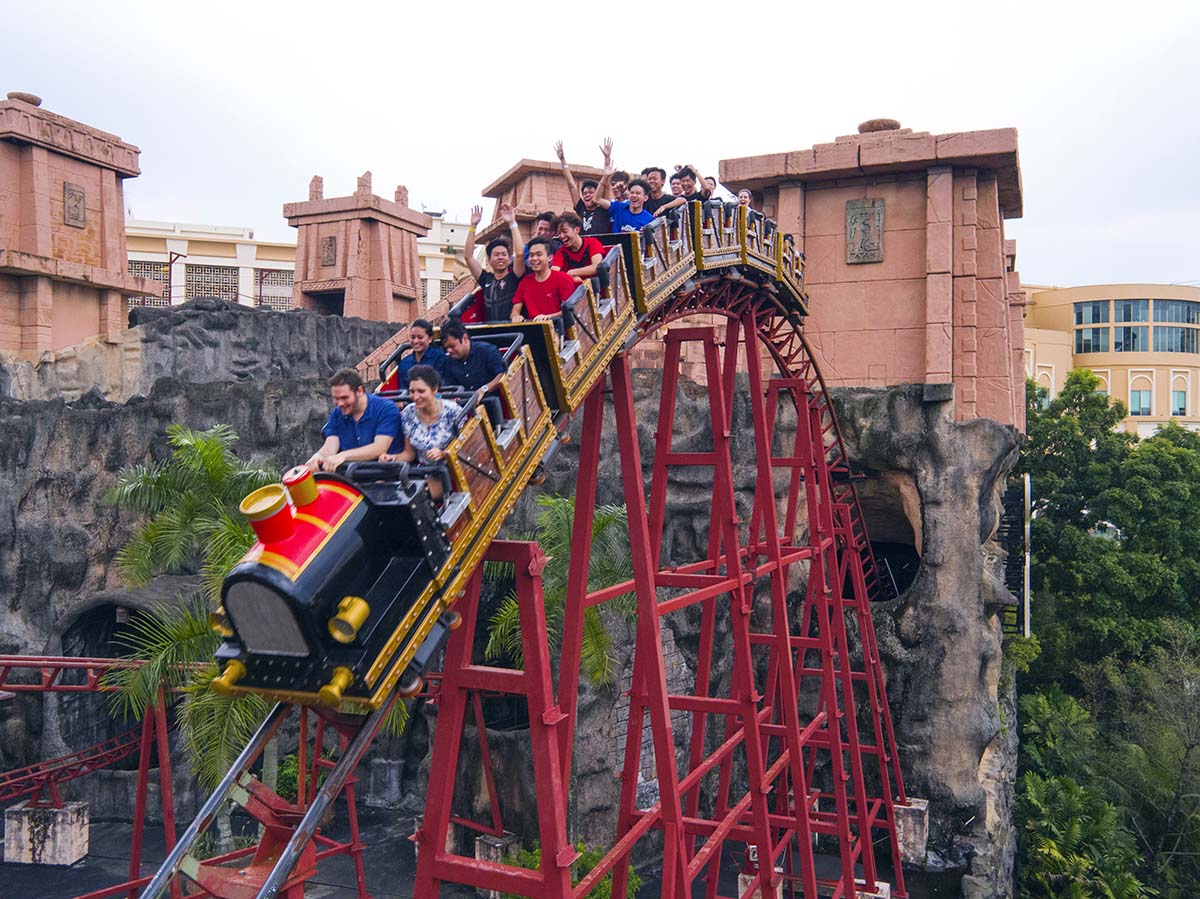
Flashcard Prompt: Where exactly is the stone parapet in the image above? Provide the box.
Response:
[721,127,1020,216]
[285,172,430,322]
[0,96,140,177]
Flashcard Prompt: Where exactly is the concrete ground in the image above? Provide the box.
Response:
[0,807,957,898]
[0,806,475,899]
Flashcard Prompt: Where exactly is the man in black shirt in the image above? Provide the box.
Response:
[641,166,674,215]
[555,139,613,236]
[465,202,525,322]
[441,319,507,425]
[678,164,714,204]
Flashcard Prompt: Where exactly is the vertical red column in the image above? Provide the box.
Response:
[609,353,690,899]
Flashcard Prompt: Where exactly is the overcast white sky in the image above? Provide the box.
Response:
[6,0,1199,286]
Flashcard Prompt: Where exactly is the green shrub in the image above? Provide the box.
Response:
[501,841,643,899]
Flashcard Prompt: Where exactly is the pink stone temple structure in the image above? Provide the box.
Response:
[721,119,1025,428]
[0,92,156,353]
[284,172,431,322]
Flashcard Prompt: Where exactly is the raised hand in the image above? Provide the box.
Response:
[469,205,483,228]
[554,140,566,163]
[499,202,515,224]
[599,137,613,163]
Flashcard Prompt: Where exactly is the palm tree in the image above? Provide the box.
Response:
[484,495,634,686]
[101,424,278,849]
[102,422,278,601]
[101,423,409,850]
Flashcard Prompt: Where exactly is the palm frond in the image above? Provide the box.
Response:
[178,666,270,791]
[580,607,617,686]
[223,460,280,505]
[485,592,525,667]
[151,504,204,574]
[102,595,221,720]
[102,461,182,513]
[115,520,166,587]
[382,697,411,737]
[199,503,258,601]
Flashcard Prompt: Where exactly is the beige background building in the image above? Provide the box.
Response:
[1024,283,1200,436]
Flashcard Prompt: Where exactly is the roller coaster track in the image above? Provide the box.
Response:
[145,200,911,899]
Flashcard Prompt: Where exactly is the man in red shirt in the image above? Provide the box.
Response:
[511,237,578,322]
[552,212,606,281]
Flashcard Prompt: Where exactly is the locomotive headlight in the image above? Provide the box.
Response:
[223,581,310,656]
[328,596,370,643]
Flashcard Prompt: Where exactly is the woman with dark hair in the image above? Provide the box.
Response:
[381,364,461,500]
[396,319,445,382]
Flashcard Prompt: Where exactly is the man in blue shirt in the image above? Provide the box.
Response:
[306,368,403,472]
[593,178,655,232]
[440,320,507,424]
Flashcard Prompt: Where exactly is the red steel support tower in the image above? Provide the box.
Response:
[415,278,909,898]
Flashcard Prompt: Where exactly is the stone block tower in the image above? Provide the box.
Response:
[283,172,431,322]
[721,120,1026,428]
[0,91,157,353]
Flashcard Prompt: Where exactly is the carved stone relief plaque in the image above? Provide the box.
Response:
[320,236,336,267]
[64,182,86,228]
[846,198,883,263]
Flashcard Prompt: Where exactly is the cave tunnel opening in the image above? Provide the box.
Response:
[855,472,922,598]
[56,603,153,759]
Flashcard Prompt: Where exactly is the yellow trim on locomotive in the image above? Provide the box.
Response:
[293,512,333,533]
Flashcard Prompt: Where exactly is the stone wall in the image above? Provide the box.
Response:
[0,297,403,402]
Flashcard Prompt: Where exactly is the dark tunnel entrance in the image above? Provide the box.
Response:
[855,471,922,598]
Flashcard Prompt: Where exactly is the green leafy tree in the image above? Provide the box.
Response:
[485,495,634,686]
[1017,369,1200,893]
[501,842,642,899]
[103,423,278,600]
[1081,622,1200,892]
[1019,686,1097,781]
[1021,373,1200,689]
[1016,772,1149,899]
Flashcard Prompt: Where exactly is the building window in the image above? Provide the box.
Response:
[1153,326,1199,353]
[1129,389,1152,416]
[255,269,294,312]
[1114,326,1149,352]
[1074,301,1109,325]
[1075,328,1109,354]
[126,260,171,308]
[1154,299,1200,324]
[1114,299,1149,322]
[1173,390,1188,417]
[185,264,239,301]
[439,279,455,301]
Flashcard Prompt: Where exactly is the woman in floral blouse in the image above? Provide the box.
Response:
[382,364,462,500]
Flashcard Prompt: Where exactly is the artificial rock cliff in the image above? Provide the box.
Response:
[0,304,1020,898]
